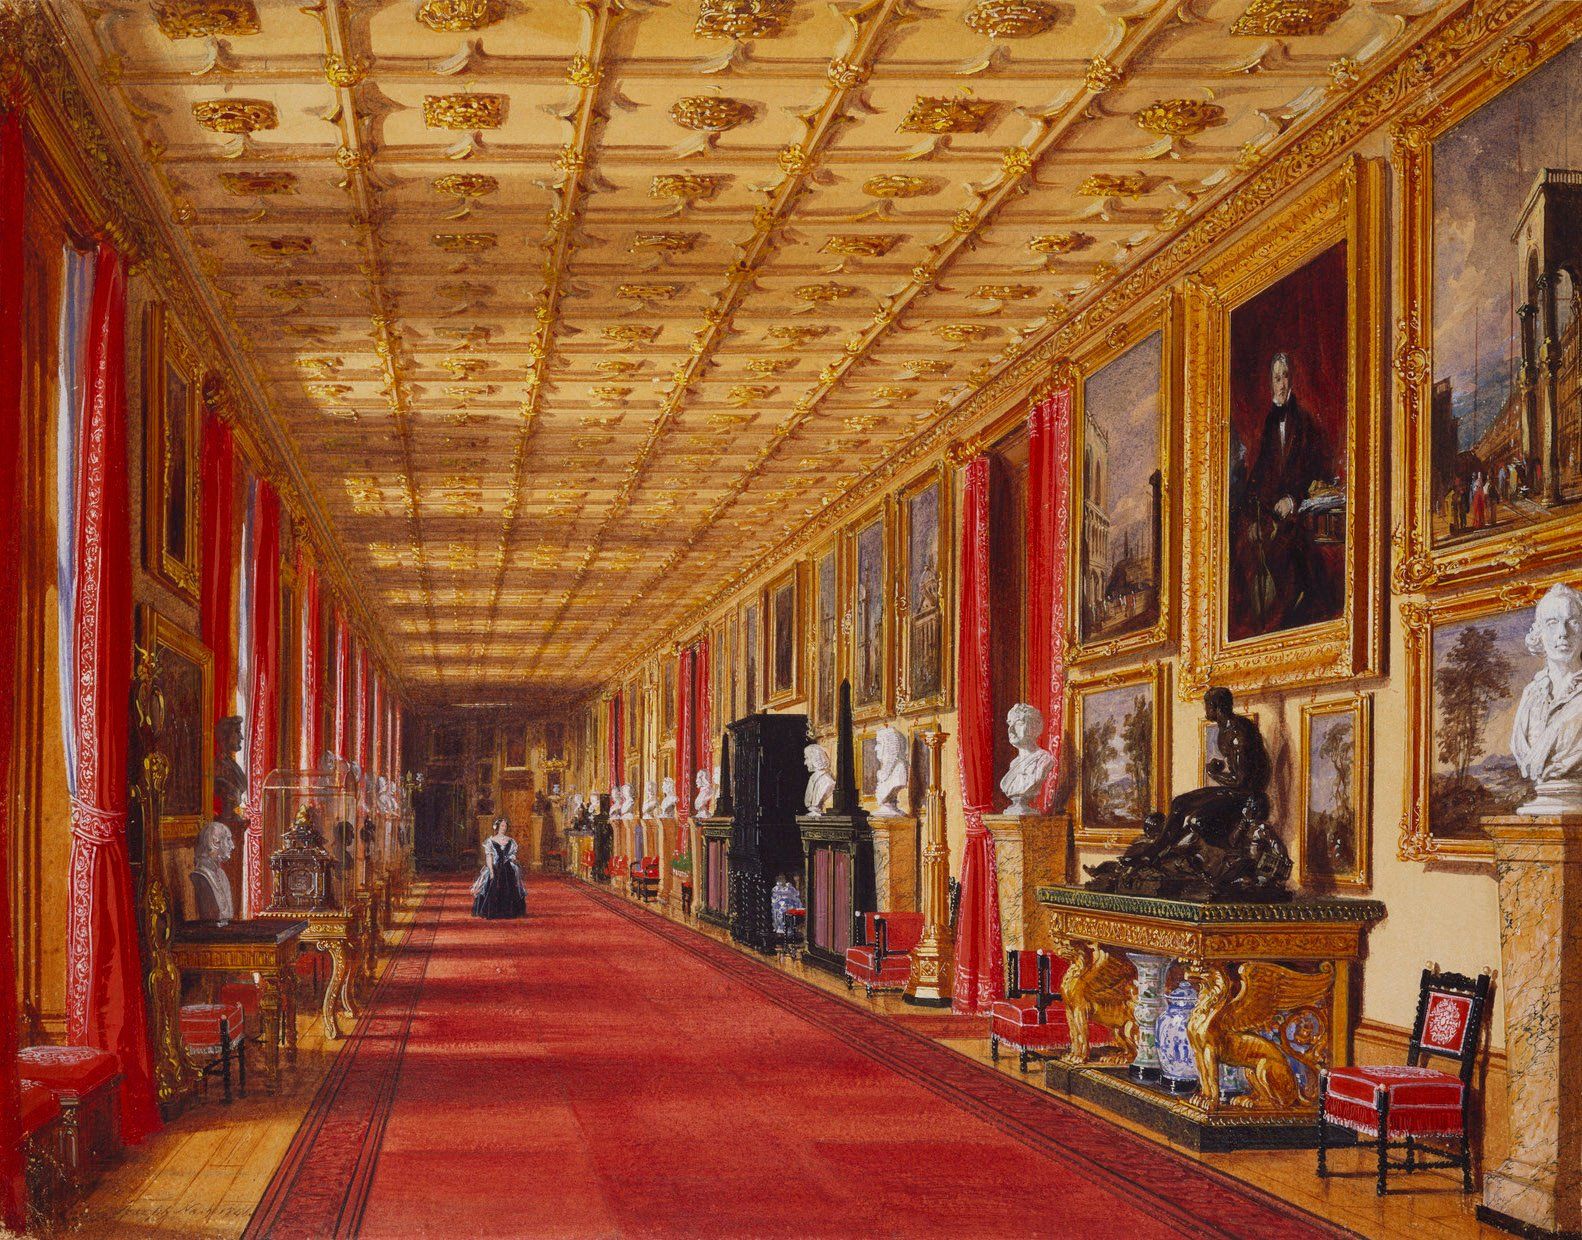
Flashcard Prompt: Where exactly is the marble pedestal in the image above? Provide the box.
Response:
[1479,815,1582,1238]
[656,816,679,904]
[869,815,918,913]
[985,814,1070,951]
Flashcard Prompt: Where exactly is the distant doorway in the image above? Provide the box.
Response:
[415,780,467,871]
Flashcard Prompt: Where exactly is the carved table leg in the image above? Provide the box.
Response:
[318,942,346,1041]
[259,982,282,1089]
[1054,937,1139,1066]
[281,968,298,1067]
[338,939,359,1022]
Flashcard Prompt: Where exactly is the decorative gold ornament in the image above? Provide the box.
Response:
[154,0,259,39]
[1135,99,1228,137]
[972,284,1036,300]
[1327,55,1361,91]
[862,174,935,199]
[1229,0,1349,38]
[1078,172,1150,198]
[266,280,323,301]
[937,323,992,343]
[1029,232,1089,255]
[323,54,369,89]
[433,172,499,199]
[795,282,856,304]
[417,0,506,31]
[431,233,497,253]
[651,173,725,203]
[1085,55,1124,93]
[219,170,294,195]
[746,358,794,376]
[822,234,901,258]
[192,98,277,135]
[963,0,1062,39]
[632,232,700,254]
[903,359,951,376]
[695,0,793,40]
[246,235,312,258]
[594,360,640,376]
[617,283,682,301]
[768,324,827,347]
[605,324,661,345]
[423,94,507,130]
[872,385,916,402]
[670,95,756,134]
[589,386,632,404]
[728,384,773,405]
[898,95,997,135]
[566,54,601,88]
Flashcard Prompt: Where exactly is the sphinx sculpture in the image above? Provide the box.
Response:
[1084,688,1292,902]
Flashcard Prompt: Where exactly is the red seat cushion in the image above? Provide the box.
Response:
[844,945,912,987]
[179,1002,247,1055]
[20,1080,60,1136]
[16,1045,119,1095]
[877,913,924,954]
[989,999,1112,1051]
[220,982,263,1036]
[1323,1065,1466,1137]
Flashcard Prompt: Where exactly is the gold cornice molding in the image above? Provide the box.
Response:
[6,0,408,694]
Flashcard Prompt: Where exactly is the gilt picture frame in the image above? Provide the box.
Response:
[138,606,214,844]
[896,464,953,716]
[1181,155,1383,697]
[1068,293,1179,664]
[1394,12,1582,594]
[1069,661,1170,850]
[764,564,804,708]
[661,653,677,738]
[1298,693,1373,890]
[143,303,202,603]
[742,600,761,716]
[847,500,894,723]
[808,539,843,736]
[502,728,529,772]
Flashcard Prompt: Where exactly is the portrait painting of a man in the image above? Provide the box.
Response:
[1227,242,1349,641]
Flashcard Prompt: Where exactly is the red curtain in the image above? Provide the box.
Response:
[333,607,349,760]
[1028,387,1074,809]
[243,479,281,918]
[952,454,1003,1014]
[355,643,370,775]
[676,649,694,825]
[694,638,711,803]
[199,409,234,733]
[0,105,29,1228]
[298,559,321,768]
[63,244,162,1140]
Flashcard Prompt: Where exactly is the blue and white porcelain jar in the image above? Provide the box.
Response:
[1154,979,1200,1094]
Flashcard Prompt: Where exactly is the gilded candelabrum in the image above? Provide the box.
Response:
[904,731,954,1006]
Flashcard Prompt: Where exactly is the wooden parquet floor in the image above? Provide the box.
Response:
[56,880,1510,1240]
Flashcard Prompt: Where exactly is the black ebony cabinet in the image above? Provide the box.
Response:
[726,713,809,952]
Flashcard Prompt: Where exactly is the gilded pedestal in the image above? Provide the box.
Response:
[1039,885,1383,1150]
[1479,815,1582,1238]
[904,733,954,1007]
[984,813,1069,951]
[869,815,918,913]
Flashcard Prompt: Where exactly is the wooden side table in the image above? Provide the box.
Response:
[171,919,307,1085]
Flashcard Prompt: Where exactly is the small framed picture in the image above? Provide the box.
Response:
[143,304,202,602]
[1070,662,1170,849]
[502,729,529,772]
[764,565,804,707]
[1298,694,1372,889]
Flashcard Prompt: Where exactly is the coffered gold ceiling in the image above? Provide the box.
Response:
[61,0,1437,703]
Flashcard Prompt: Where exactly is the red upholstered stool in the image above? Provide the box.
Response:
[180,1000,248,1103]
[843,912,924,997]
[988,950,1111,1072]
[20,1080,65,1230]
[219,981,264,1039]
[16,1045,123,1191]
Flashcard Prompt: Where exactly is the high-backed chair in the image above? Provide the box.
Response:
[15,1045,122,1192]
[989,949,1112,1071]
[1317,964,1493,1195]
[843,912,924,997]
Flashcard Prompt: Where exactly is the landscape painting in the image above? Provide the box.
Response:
[1076,677,1156,833]
[1429,39,1582,550]
[1226,242,1349,642]
[814,547,838,731]
[902,476,945,709]
[1300,697,1371,888]
[1079,331,1163,648]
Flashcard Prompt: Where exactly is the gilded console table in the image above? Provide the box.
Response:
[1037,886,1385,1150]
[260,908,364,1041]
[171,919,307,1086]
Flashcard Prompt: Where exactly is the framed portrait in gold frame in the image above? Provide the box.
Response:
[502,727,529,772]
[143,304,202,602]
[808,538,843,736]
[896,463,953,716]
[1298,693,1373,890]
[742,598,762,716]
[1069,661,1170,850]
[660,653,677,738]
[709,616,731,733]
[763,564,804,708]
[1398,575,1567,863]
[847,499,894,722]
[1181,155,1383,697]
[137,606,214,843]
[1068,292,1179,665]
[1394,12,1582,595]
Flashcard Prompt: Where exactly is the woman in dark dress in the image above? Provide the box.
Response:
[471,817,527,920]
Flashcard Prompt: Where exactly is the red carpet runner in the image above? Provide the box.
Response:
[245,876,1353,1239]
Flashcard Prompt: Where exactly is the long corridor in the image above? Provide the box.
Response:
[239,876,1345,1240]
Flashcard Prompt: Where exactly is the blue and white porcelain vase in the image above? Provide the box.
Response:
[1154,980,1200,1094]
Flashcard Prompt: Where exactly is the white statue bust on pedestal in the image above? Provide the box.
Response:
[694,769,714,817]
[615,784,635,820]
[659,776,678,819]
[873,725,910,817]
[1000,702,1055,817]
[190,820,235,926]
[1512,582,1582,816]
[641,786,660,827]
[803,743,835,816]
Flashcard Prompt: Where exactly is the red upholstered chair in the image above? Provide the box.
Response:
[988,950,1111,1072]
[219,981,264,1040]
[632,856,660,901]
[180,999,248,1103]
[20,1079,66,1229]
[1317,964,1493,1196]
[843,912,924,997]
[16,1045,123,1191]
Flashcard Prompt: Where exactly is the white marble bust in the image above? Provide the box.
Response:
[1000,702,1055,817]
[658,776,678,819]
[641,786,660,826]
[1512,582,1582,815]
[803,744,835,816]
[694,769,714,817]
[873,725,910,817]
[615,784,635,820]
[190,820,235,925]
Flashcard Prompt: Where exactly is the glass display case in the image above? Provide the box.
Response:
[260,763,360,915]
